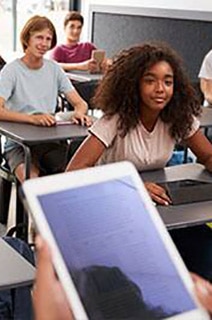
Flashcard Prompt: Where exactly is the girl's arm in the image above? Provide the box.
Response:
[186,129,212,171]
[66,134,106,171]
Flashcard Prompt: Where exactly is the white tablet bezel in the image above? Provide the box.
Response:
[22,161,210,320]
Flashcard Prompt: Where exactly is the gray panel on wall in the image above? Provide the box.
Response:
[91,12,212,81]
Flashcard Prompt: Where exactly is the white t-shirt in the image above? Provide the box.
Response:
[198,50,212,106]
[198,50,212,80]
[0,58,74,151]
[0,58,73,114]
[89,114,199,171]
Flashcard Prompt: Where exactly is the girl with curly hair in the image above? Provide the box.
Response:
[66,41,212,205]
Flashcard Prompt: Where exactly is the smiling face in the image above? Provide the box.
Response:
[25,28,53,58]
[64,20,83,44]
[139,61,174,116]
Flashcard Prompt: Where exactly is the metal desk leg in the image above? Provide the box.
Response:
[183,147,188,164]
[16,144,31,241]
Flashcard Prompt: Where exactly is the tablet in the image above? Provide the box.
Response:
[159,179,212,205]
[22,161,209,320]
[90,49,106,74]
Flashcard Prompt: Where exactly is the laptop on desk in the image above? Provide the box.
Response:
[159,179,212,205]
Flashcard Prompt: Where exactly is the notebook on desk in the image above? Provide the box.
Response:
[159,179,212,205]
[22,161,209,319]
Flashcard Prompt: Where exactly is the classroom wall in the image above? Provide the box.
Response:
[81,0,212,39]
[81,0,212,12]
[80,0,212,81]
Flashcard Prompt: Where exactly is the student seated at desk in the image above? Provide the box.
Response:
[66,41,212,205]
[50,11,110,73]
[0,15,92,183]
[66,42,212,282]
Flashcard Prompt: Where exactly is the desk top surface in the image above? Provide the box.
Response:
[0,121,88,145]
[141,163,212,229]
[66,70,103,82]
[0,238,35,290]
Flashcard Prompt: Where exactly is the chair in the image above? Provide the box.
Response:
[60,79,98,114]
[0,55,6,71]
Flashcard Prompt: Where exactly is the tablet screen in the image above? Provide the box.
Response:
[37,176,196,319]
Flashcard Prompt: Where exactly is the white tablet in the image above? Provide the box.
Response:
[22,161,209,320]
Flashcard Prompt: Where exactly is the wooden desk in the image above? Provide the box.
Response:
[140,163,212,230]
[0,238,35,290]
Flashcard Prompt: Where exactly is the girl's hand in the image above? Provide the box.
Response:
[191,273,212,315]
[144,181,172,205]
[30,114,56,126]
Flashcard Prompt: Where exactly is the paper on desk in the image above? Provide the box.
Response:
[66,73,91,82]
[55,111,75,125]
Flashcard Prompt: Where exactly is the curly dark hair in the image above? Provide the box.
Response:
[92,42,201,141]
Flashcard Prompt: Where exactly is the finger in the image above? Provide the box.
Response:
[151,193,170,206]
[79,117,85,126]
[41,118,55,127]
[159,192,172,203]
[146,183,171,205]
[38,119,46,126]
[153,186,172,204]
[191,272,200,283]
[35,236,56,283]
[84,116,93,127]
[70,117,79,125]
[194,282,212,313]
[44,115,56,125]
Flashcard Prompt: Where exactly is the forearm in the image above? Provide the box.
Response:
[200,78,212,104]
[65,90,88,114]
[58,62,88,72]
[66,142,95,171]
[0,105,56,126]
[73,99,88,114]
[66,135,105,172]
[203,157,212,172]
[0,107,32,123]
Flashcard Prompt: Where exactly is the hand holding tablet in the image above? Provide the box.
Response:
[23,161,210,320]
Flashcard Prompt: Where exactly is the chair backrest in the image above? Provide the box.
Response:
[0,56,6,71]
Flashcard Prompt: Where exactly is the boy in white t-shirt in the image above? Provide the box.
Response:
[0,15,92,183]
